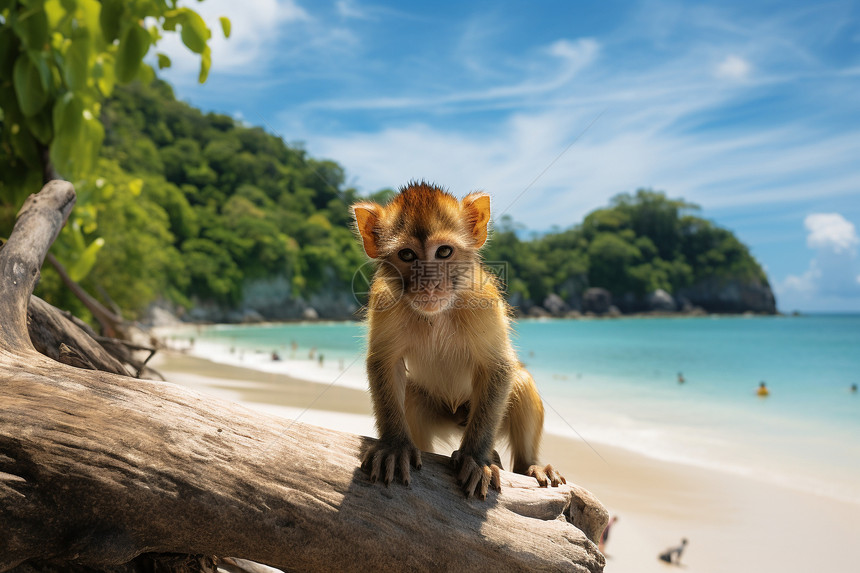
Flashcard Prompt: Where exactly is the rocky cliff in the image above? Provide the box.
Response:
[676,276,776,314]
[514,276,777,318]
[173,275,360,324]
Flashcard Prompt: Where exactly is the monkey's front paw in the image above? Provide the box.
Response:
[361,440,422,486]
[451,450,501,500]
[527,464,566,487]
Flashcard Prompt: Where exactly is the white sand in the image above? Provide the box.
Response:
[154,350,860,573]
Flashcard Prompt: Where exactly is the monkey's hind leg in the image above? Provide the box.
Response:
[503,367,566,487]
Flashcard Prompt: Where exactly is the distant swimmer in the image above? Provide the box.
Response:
[757,381,769,397]
[677,372,685,384]
[851,383,858,393]
[658,538,688,565]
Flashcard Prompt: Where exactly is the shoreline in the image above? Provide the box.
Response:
[153,310,789,331]
[157,325,860,508]
[154,349,860,573]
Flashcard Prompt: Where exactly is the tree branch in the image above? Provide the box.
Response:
[45,252,123,339]
[0,180,75,354]
[0,182,607,573]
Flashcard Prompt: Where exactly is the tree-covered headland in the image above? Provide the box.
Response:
[484,190,775,315]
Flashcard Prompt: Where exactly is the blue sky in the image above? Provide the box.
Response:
[157,0,860,312]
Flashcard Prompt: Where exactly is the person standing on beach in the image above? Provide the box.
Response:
[658,538,687,564]
[599,515,618,554]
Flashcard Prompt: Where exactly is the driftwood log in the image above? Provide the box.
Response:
[0,182,608,572]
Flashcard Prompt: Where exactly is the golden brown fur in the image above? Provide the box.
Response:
[353,181,564,498]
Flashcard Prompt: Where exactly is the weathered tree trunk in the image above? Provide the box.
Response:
[0,182,607,572]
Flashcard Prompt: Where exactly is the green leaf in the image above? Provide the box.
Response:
[52,91,84,139]
[136,61,155,85]
[115,24,151,84]
[156,52,171,70]
[44,0,69,29]
[219,16,231,38]
[12,5,49,51]
[162,10,181,32]
[69,220,86,252]
[10,122,42,169]
[13,52,50,117]
[93,53,115,96]
[0,84,20,118]
[64,34,90,90]
[26,107,53,143]
[50,103,102,179]
[128,178,144,196]
[99,0,124,43]
[0,27,19,81]
[180,10,209,54]
[74,0,101,38]
[198,45,211,83]
[79,108,104,174]
[68,237,105,281]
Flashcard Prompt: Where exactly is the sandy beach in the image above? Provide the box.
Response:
[154,350,860,573]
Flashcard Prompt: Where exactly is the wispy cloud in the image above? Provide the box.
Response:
[301,37,600,112]
[715,55,753,80]
[281,3,857,224]
[336,0,371,20]
[305,50,858,221]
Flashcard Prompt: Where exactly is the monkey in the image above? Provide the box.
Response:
[352,181,565,499]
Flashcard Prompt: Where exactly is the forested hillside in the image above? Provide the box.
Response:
[24,80,376,321]
[4,80,774,321]
[483,190,775,314]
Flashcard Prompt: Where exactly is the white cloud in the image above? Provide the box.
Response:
[156,0,309,79]
[302,37,600,113]
[782,262,820,294]
[547,38,600,70]
[715,55,752,80]
[779,213,860,310]
[804,213,859,253]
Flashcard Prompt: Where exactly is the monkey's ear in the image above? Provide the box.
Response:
[352,202,381,258]
[462,192,491,248]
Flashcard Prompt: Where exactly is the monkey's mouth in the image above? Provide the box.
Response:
[409,289,454,314]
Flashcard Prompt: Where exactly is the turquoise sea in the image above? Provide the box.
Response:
[182,315,860,505]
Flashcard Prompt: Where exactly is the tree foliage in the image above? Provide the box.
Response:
[0,0,226,198]
[484,189,769,305]
[28,79,366,319]
[0,0,227,308]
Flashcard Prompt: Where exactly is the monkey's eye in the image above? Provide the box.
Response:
[436,245,453,259]
[398,249,417,262]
